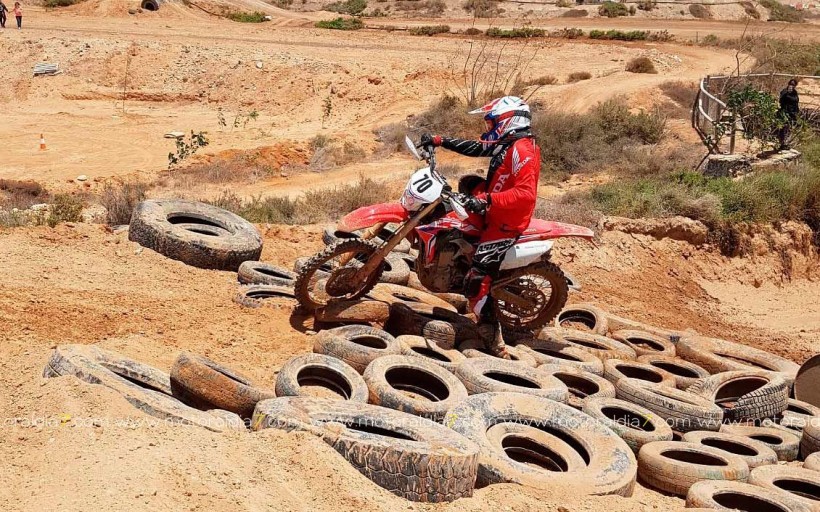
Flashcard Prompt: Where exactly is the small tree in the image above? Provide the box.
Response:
[168,131,210,170]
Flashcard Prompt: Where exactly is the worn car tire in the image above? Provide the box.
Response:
[406,272,468,313]
[445,392,637,495]
[615,378,724,432]
[459,338,538,368]
[170,351,275,418]
[454,358,568,402]
[556,328,637,361]
[637,441,750,496]
[313,325,401,374]
[43,345,242,431]
[603,359,678,389]
[315,299,391,324]
[251,397,479,502]
[129,199,262,271]
[687,370,790,423]
[677,336,799,385]
[563,270,581,292]
[539,364,616,409]
[686,480,815,512]
[801,422,820,460]
[778,399,820,434]
[384,302,479,351]
[275,353,368,402]
[682,431,778,469]
[637,354,710,390]
[606,314,687,343]
[377,253,411,285]
[237,261,296,286]
[583,397,674,454]
[363,355,468,421]
[554,303,609,335]
[397,335,466,372]
[234,284,295,308]
[516,337,604,375]
[804,452,820,471]
[611,330,676,358]
[749,464,820,508]
[368,283,456,312]
[720,424,801,462]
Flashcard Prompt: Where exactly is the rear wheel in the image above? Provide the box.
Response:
[493,262,568,332]
[294,239,384,311]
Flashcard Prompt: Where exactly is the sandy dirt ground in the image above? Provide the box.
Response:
[0,221,818,512]
[1,4,820,511]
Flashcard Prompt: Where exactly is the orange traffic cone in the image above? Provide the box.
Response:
[39,134,46,151]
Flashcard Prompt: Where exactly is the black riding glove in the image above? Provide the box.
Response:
[464,195,489,215]
[419,133,442,147]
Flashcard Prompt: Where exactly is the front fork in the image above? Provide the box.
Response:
[348,198,442,284]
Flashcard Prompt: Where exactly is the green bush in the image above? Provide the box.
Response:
[326,0,367,14]
[485,27,545,38]
[550,27,584,39]
[464,27,483,35]
[46,194,84,227]
[759,0,804,22]
[315,17,364,29]
[409,25,450,35]
[598,1,629,17]
[226,11,267,22]
[590,29,648,41]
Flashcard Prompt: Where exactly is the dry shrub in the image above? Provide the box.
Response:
[101,181,149,225]
[309,139,367,171]
[396,0,444,15]
[375,95,484,154]
[550,27,584,39]
[659,80,696,107]
[534,195,602,231]
[740,0,760,19]
[567,71,592,82]
[462,0,502,17]
[561,8,587,17]
[556,0,573,7]
[688,4,712,18]
[637,0,656,11]
[0,179,48,210]
[208,176,390,224]
[626,56,657,74]
[409,24,450,35]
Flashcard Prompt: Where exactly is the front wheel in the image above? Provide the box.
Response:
[293,239,384,311]
[492,261,569,332]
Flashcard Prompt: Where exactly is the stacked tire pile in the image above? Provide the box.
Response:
[97,206,820,507]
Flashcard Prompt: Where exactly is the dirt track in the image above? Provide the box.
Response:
[0,5,761,188]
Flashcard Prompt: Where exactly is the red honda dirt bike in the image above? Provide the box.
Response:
[294,136,595,331]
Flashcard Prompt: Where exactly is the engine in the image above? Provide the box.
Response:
[415,230,473,294]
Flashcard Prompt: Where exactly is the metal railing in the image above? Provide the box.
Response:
[692,73,820,154]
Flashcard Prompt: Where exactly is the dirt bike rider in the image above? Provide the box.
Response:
[420,96,540,359]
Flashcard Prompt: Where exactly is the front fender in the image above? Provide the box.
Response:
[338,203,409,232]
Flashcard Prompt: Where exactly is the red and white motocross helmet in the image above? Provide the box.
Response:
[469,96,531,144]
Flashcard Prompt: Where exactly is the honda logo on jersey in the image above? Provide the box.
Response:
[511,147,531,176]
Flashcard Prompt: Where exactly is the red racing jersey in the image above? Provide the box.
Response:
[440,135,540,235]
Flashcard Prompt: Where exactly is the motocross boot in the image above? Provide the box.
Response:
[477,321,511,360]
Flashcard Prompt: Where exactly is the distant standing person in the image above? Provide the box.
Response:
[0,0,8,29]
[778,78,799,150]
[13,1,20,29]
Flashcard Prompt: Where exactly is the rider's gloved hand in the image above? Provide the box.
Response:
[419,133,442,147]
[464,195,489,215]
